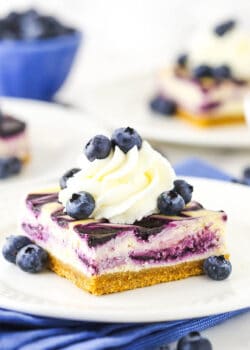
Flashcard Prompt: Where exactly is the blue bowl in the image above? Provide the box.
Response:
[0,32,82,101]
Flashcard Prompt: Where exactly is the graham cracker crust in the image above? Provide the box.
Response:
[48,254,228,295]
[21,153,31,164]
[177,109,245,128]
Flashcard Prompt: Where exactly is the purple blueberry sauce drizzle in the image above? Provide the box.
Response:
[21,223,49,242]
[0,116,26,138]
[130,228,220,264]
[77,251,98,274]
[74,224,120,247]
[51,208,75,228]
[25,193,225,250]
[26,193,58,217]
[200,101,221,111]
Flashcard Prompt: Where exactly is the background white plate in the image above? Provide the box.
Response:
[0,98,105,189]
[0,177,249,322]
[83,73,250,149]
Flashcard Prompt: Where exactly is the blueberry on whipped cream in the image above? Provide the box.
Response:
[214,19,236,37]
[157,190,185,215]
[192,65,213,79]
[59,127,176,224]
[111,127,142,153]
[85,135,112,162]
[213,65,231,80]
[174,179,193,204]
[157,179,193,215]
[66,191,95,220]
[60,168,81,189]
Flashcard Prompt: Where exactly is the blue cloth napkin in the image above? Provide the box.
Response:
[0,158,249,350]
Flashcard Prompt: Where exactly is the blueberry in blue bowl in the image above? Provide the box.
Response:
[0,9,82,101]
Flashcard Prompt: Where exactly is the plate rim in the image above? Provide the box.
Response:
[82,72,250,149]
[0,177,250,323]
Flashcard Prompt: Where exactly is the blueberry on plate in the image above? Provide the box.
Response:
[203,255,232,281]
[193,65,213,79]
[85,135,112,162]
[154,345,169,350]
[60,168,81,189]
[214,19,236,37]
[243,166,250,179]
[0,157,22,179]
[174,179,193,204]
[2,235,32,264]
[16,244,48,273]
[66,191,95,220]
[150,95,177,115]
[231,177,250,186]
[177,331,212,350]
[177,53,188,67]
[111,127,142,153]
[157,190,185,215]
[212,65,231,80]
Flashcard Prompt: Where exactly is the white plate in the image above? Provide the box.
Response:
[83,73,250,148]
[0,98,104,188]
[0,177,249,322]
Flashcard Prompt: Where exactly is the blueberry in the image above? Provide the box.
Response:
[2,235,32,264]
[203,255,232,281]
[85,135,112,162]
[243,166,250,179]
[150,95,177,115]
[157,190,185,215]
[111,127,142,153]
[231,177,250,186]
[16,244,48,273]
[0,9,76,41]
[66,191,95,219]
[193,65,213,79]
[0,157,22,179]
[174,179,193,204]
[154,345,170,350]
[19,11,43,40]
[213,65,231,80]
[177,53,188,67]
[214,20,236,37]
[60,168,81,189]
[177,332,212,350]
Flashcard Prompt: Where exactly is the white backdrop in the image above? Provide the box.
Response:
[0,0,250,97]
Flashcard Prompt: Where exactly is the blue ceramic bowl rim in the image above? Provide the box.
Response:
[0,31,82,52]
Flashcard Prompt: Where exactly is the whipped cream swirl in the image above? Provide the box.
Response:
[59,141,176,224]
[189,26,250,80]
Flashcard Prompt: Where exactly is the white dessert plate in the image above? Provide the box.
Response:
[0,177,249,323]
[0,97,105,189]
[83,73,250,149]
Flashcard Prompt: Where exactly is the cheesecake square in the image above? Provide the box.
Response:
[158,68,246,127]
[21,191,228,295]
[0,114,29,163]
